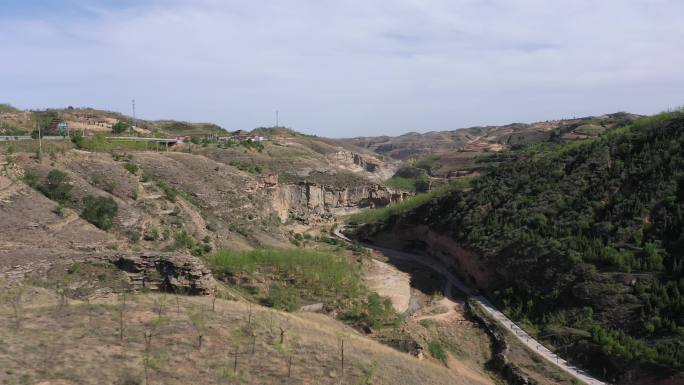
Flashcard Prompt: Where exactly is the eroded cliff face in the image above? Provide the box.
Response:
[267,176,409,223]
[328,150,399,181]
[366,225,494,289]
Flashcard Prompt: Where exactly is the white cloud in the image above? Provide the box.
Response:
[1,0,683,136]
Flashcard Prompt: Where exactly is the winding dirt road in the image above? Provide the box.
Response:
[334,226,608,385]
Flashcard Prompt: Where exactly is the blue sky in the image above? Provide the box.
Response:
[1,0,683,137]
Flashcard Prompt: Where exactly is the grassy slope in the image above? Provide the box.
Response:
[354,111,684,378]
[155,120,227,136]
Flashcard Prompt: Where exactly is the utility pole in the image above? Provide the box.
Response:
[38,122,43,160]
[131,99,136,135]
[275,110,279,127]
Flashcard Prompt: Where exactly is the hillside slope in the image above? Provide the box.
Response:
[0,288,475,385]
[354,111,684,384]
[345,113,640,161]
[0,107,227,137]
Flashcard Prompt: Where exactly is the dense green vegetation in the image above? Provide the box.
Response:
[384,156,453,192]
[23,169,73,203]
[206,249,402,328]
[207,249,363,309]
[81,196,118,230]
[385,165,429,192]
[357,110,684,375]
[240,140,264,152]
[123,162,138,174]
[384,176,418,191]
[41,169,73,203]
[413,155,442,175]
[427,340,448,363]
[111,121,130,134]
[167,230,212,256]
[229,160,263,174]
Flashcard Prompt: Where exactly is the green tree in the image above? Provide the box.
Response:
[643,242,664,271]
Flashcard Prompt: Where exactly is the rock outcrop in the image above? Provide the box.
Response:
[273,182,409,222]
[110,253,213,295]
[328,150,399,181]
[1,252,214,295]
[331,150,379,172]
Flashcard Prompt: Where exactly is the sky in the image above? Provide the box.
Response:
[1,0,683,137]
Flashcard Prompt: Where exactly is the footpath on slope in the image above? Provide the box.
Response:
[333,225,608,385]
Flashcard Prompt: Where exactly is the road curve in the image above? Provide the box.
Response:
[333,225,608,385]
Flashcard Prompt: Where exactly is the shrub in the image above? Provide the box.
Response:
[156,181,178,202]
[265,284,300,311]
[40,169,72,203]
[143,228,160,241]
[173,230,196,249]
[413,155,441,174]
[240,140,264,152]
[428,340,447,363]
[124,163,139,174]
[22,171,40,189]
[172,230,209,256]
[71,133,85,148]
[127,230,141,243]
[366,293,399,328]
[229,160,263,174]
[81,196,118,230]
[342,293,403,329]
[53,203,65,218]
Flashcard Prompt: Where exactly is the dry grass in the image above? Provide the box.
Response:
[1,140,74,155]
[405,296,497,385]
[0,288,474,385]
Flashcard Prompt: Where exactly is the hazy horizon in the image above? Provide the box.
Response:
[1,0,683,137]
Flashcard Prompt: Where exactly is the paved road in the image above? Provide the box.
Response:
[334,226,608,385]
